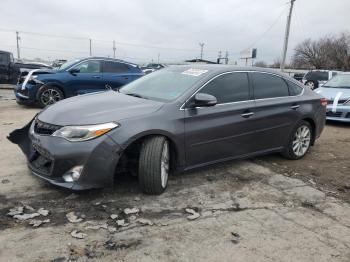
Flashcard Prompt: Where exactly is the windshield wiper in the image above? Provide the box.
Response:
[125,93,148,99]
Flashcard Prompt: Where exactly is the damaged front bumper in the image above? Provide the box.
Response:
[14,83,38,105]
[8,118,121,190]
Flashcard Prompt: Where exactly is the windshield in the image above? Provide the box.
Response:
[323,74,350,89]
[119,68,207,102]
[59,59,80,70]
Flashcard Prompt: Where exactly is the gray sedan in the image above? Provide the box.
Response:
[8,65,326,194]
[315,73,350,122]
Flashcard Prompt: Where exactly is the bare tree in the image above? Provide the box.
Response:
[292,32,350,70]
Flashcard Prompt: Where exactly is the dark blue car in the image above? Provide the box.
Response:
[15,57,144,107]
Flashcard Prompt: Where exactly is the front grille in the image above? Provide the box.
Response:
[34,119,62,135]
[326,111,342,117]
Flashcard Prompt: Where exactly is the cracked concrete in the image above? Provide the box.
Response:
[1,89,350,261]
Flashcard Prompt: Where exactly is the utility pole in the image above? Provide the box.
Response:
[16,31,20,59]
[225,51,229,64]
[157,53,160,64]
[89,38,92,56]
[280,0,296,71]
[113,40,116,58]
[199,43,205,60]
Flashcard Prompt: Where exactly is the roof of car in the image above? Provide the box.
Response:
[80,57,140,67]
[168,64,289,77]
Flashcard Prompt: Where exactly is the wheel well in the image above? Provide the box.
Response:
[114,134,178,177]
[302,118,316,145]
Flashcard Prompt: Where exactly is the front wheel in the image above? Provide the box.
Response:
[282,121,312,160]
[138,136,170,195]
[37,85,64,108]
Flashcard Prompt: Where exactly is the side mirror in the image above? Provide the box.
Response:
[69,68,80,74]
[190,93,217,108]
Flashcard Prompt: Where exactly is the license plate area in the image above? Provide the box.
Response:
[30,143,54,176]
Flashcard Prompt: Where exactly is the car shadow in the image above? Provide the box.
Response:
[326,120,350,127]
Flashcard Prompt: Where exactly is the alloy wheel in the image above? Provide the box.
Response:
[160,141,169,188]
[41,89,62,105]
[292,125,311,157]
[306,81,315,89]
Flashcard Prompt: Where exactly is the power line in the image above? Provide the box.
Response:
[242,5,288,51]
[0,27,220,53]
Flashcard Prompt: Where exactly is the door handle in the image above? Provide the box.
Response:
[290,104,300,110]
[92,75,101,79]
[241,112,254,118]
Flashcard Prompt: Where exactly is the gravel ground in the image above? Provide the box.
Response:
[0,89,350,262]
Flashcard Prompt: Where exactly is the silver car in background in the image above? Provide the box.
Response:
[315,73,350,122]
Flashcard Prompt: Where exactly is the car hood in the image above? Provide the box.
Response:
[38,91,164,126]
[315,87,350,101]
[19,68,56,77]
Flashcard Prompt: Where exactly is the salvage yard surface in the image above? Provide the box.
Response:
[0,88,350,262]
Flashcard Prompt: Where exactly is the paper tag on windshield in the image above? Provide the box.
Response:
[181,68,208,77]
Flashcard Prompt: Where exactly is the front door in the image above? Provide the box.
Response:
[66,60,105,95]
[184,72,256,168]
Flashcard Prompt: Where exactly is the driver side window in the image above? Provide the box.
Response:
[73,60,101,73]
[200,72,250,104]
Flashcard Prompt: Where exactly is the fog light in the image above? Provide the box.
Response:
[62,166,83,182]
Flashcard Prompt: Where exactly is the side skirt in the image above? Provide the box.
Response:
[183,147,284,172]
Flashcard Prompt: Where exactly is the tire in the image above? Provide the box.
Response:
[305,80,318,90]
[282,120,312,160]
[37,85,64,108]
[138,136,170,195]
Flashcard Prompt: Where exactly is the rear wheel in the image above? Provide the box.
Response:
[305,80,318,90]
[37,85,64,108]
[282,121,312,160]
[138,136,170,195]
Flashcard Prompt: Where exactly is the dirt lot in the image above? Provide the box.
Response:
[0,88,350,261]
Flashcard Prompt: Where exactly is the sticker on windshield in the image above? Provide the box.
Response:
[181,68,208,77]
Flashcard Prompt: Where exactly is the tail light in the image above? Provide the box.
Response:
[320,98,327,106]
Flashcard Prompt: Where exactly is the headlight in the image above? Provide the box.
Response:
[52,122,119,142]
[345,100,350,106]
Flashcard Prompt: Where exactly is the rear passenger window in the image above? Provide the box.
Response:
[104,61,129,73]
[200,73,249,103]
[287,81,303,96]
[252,73,289,99]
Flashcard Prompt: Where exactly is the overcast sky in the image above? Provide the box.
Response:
[0,0,349,65]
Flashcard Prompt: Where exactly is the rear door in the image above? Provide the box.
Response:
[184,72,256,167]
[66,59,105,95]
[250,72,301,152]
[103,61,135,90]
